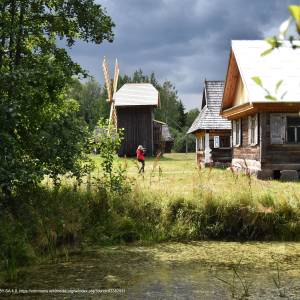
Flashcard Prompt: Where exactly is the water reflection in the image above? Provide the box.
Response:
[2,242,300,299]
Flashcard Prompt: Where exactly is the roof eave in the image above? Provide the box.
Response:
[221,101,300,119]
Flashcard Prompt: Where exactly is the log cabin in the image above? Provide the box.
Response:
[114,83,159,157]
[188,80,232,166]
[221,40,300,180]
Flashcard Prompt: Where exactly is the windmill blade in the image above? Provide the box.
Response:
[109,102,114,124]
[102,56,112,102]
[112,106,118,127]
[113,58,119,95]
[109,102,117,127]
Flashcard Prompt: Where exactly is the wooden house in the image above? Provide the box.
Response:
[188,80,232,166]
[221,40,300,180]
[114,83,159,157]
[153,120,174,154]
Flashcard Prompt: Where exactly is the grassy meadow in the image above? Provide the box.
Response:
[91,152,300,201]
[2,152,300,282]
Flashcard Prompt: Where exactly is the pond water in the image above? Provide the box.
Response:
[2,242,300,299]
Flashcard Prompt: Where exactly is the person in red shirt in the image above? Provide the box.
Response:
[136,145,145,173]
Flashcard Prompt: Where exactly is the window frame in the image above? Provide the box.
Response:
[232,119,242,147]
[248,114,258,146]
[286,115,300,144]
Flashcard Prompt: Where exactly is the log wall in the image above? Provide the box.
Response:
[117,106,154,157]
[261,112,300,169]
[233,116,260,161]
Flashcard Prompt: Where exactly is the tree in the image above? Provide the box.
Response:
[154,81,181,130]
[0,1,114,193]
[69,78,109,130]
[186,108,200,128]
[177,100,186,129]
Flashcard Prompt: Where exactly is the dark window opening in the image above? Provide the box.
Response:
[220,136,231,148]
[287,117,300,144]
[209,138,214,149]
[273,170,281,180]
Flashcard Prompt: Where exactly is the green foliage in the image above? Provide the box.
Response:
[0,1,114,192]
[171,127,195,152]
[251,77,287,101]
[68,78,110,130]
[94,120,129,193]
[155,81,182,131]
[251,76,263,87]
[186,108,200,128]
[0,213,33,281]
[262,5,300,54]
[177,100,186,129]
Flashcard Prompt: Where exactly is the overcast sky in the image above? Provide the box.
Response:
[67,0,292,110]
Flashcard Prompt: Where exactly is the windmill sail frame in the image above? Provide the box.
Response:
[102,57,119,127]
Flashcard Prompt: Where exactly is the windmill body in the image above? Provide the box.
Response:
[114,83,159,157]
[102,58,160,157]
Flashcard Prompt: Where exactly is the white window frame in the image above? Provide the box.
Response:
[248,114,258,146]
[232,119,241,147]
[214,136,220,148]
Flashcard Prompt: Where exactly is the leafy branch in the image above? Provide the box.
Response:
[261,5,300,56]
[252,77,287,101]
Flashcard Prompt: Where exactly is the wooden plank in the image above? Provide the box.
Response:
[117,106,153,157]
[262,163,300,170]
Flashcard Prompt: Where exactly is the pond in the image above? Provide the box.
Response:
[2,242,300,299]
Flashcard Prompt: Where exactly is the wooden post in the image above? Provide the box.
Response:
[185,135,188,154]
[195,137,198,164]
[204,132,212,164]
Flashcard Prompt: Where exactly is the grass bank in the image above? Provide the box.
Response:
[1,153,300,281]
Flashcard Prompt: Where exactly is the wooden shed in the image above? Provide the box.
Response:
[114,83,159,157]
[188,80,232,166]
[221,40,300,180]
[153,120,174,154]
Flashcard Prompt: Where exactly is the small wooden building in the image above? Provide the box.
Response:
[114,83,159,157]
[188,80,232,166]
[153,120,174,154]
[221,40,300,179]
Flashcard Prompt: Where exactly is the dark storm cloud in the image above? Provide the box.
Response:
[67,0,290,109]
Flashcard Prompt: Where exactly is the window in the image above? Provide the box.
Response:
[232,119,241,146]
[248,114,258,146]
[214,136,220,148]
[220,136,231,148]
[287,117,300,144]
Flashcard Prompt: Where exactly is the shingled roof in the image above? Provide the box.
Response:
[114,83,159,107]
[187,81,231,134]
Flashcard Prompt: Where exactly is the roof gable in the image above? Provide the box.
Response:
[114,83,159,107]
[222,40,300,112]
[188,81,231,134]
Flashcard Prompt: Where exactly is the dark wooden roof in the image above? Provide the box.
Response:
[187,81,231,134]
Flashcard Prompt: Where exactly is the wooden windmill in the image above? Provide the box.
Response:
[102,57,119,127]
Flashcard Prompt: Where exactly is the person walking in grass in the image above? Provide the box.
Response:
[136,145,145,173]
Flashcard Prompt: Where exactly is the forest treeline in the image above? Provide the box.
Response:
[69,70,199,152]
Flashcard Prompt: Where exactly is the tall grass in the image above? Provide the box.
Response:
[1,161,300,280]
